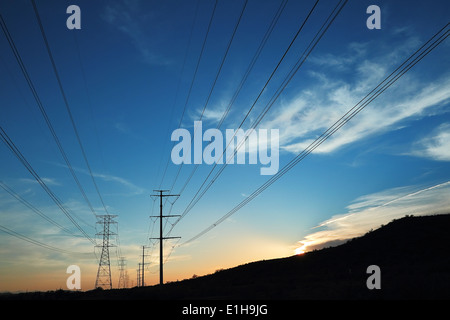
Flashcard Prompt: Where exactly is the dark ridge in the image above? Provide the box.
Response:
[2,213,450,300]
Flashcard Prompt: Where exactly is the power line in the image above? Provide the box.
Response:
[33,1,124,279]
[166,0,249,193]
[149,0,202,239]
[177,0,347,221]
[0,180,81,238]
[169,0,287,200]
[215,0,289,131]
[154,0,200,189]
[156,1,291,229]
[0,12,98,218]
[167,0,323,234]
[0,223,82,255]
[31,0,110,216]
[196,0,248,123]
[158,0,219,189]
[72,32,109,184]
[0,126,96,245]
[181,22,449,246]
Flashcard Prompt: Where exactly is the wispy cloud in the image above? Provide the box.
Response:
[295,181,450,253]
[413,123,450,161]
[101,0,171,66]
[308,41,368,70]
[92,171,147,196]
[190,104,227,125]
[184,38,450,163]
[114,122,145,141]
[50,162,148,196]
[19,177,61,186]
[260,39,450,156]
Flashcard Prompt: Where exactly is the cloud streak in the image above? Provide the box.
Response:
[19,177,61,186]
[413,123,450,161]
[101,0,171,66]
[92,171,147,196]
[295,181,450,254]
[50,162,148,197]
[260,40,450,156]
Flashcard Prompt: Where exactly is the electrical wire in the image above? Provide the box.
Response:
[0,180,82,238]
[0,13,98,219]
[158,0,219,189]
[0,224,83,254]
[181,22,449,246]
[31,0,110,216]
[166,0,249,194]
[154,0,200,189]
[0,126,96,245]
[167,0,323,234]
[173,0,290,200]
[176,0,346,222]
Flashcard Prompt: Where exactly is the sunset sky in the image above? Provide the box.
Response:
[0,0,449,292]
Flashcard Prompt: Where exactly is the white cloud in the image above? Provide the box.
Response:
[261,42,450,156]
[101,0,171,66]
[92,172,148,196]
[308,41,368,70]
[187,38,450,161]
[414,123,450,161]
[19,177,61,186]
[51,162,148,197]
[189,102,227,125]
[295,181,450,253]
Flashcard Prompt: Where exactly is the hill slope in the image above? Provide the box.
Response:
[3,214,450,300]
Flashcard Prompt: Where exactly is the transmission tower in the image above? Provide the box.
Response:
[118,256,127,288]
[95,214,117,289]
[150,190,180,285]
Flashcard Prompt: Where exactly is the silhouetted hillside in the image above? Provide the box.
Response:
[3,214,450,300]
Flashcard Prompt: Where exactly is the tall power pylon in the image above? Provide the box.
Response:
[118,256,127,288]
[95,214,117,289]
[150,190,180,285]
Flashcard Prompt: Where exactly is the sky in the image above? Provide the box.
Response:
[0,0,449,292]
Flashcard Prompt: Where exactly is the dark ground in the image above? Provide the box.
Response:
[2,214,450,300]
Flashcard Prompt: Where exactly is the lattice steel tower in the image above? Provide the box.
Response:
[95,215,117,289]
[117,256,127,288]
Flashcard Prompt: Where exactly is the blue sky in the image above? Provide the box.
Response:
[0,0,449,291]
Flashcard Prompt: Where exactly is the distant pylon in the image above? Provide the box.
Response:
[95,214,117,289]
[118,256,127,289]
